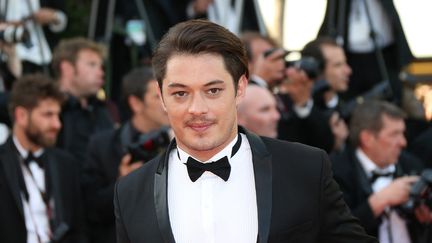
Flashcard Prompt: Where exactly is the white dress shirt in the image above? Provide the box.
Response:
[168,133,258,243]
[348,0,394,53]
[6,0,67,65]
[356,148,411,243]
[13,136,50,243]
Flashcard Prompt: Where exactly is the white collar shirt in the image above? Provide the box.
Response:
[356,148,411,243]
[13,136,50,243]
[168,133,258,243]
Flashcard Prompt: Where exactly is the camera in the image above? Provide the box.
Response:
[263,48,321,80]
[127,126,171,163]
[0,24,32,47]
[396,169,432,219]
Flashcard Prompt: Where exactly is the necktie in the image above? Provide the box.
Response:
[370,170,394,184]
[185,134,242,182]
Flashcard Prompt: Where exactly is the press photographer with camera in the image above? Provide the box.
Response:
[331,100,432,243]
[1,0,67,74]
[82,67,170,243]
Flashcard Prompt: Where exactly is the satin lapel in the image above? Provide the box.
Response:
[154,139,176,243]
[245,130,272,243]
[1,138,25,217]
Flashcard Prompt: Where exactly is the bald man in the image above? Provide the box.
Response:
[237,85,280,138]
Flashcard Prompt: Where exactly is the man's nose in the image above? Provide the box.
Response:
[188,93,208,115]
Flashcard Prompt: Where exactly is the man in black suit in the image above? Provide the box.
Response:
[51,37,115,163]
[0,74,86,242]
[114,19,376,243]
[83,67,169,243]
[331,100,431,243]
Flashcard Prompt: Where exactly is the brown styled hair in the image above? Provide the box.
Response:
[152,19,249,91]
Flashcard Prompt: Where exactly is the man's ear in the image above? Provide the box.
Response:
[127,96,142,114]
[157,83,167,112]
[359,130,375,149]
[14,106,29,127]
[235,75,248,105]
[60,61,74,78]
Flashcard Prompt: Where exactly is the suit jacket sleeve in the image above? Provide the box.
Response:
[318,151,377,242]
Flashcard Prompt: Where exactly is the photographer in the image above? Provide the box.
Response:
[82,67,169,243]
[1,0,67,74]
[331,100,431,243]
[240,31,337,152]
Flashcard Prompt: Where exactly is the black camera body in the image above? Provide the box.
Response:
[263,48,321,80]
[396,169,432,219]
[0,24,32,47]
[127,126,171,163]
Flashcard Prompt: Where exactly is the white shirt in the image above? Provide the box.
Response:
[6,0,67,65]
[168,133,258,243]
[356,148,411,243]
[13,136,50,243]
[348,0,394,53]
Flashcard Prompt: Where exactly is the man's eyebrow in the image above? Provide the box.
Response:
[204,80,225,87]
[166,80,225,88]
[166,82,187,89]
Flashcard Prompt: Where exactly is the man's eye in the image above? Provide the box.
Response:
[207,88,222,95]
[173,91,187,97]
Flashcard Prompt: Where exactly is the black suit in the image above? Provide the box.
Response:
[83,128,123,243]
[276,93,335,153]
[0,137,87,243]
[331,147,425,241]
[114,128,377,243]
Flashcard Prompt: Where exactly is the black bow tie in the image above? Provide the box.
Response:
[24,152,44,168]
[184,134,242,182]
[369,170,394,184]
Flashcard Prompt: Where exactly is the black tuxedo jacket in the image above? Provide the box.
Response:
[83,127,125,243]
[331,146,425,241]
[114,129,377,243]
[0,137,87,243]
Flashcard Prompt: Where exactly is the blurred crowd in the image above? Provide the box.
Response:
[1,0,432,243]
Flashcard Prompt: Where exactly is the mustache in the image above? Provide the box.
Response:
[185,117,215,126]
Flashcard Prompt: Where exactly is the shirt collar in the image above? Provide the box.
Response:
[356,148,395,178]
[12,135,44,159]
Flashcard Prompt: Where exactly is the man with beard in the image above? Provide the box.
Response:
[0,74,87,242]
[51,37,115,162]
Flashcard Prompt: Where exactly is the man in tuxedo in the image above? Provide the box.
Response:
[331,100,431,243]
[0,74,86,242]
[114,19,376,243]
[83,67,169,243]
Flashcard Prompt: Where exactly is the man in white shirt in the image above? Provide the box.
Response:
[331,100,432,243]
[2,0,67,74]
[114,19,377,243]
